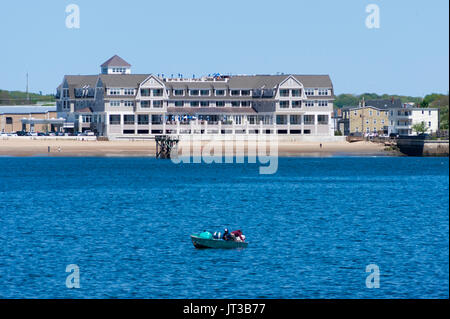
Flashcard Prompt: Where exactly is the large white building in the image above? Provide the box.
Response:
[56,55,335,138]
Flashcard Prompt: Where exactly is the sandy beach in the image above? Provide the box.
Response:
[0,138,391,157]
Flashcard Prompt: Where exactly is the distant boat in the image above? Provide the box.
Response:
[190,234,248,249]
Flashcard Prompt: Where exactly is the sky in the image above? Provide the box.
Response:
[0,0,448,97]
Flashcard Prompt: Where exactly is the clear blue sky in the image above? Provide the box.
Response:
[0,0,448,97]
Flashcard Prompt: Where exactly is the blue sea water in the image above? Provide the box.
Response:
[0,157,448,299]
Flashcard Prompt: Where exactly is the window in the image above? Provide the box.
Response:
[124,101,134,107]
[290,115,301,124]
[292,101,301,108]
[230,90,240,96]
[124,89,135,95]
[190,101,199,107]
[174,101,184,107]
[377,111,380,116]
[429,111,432,116]
[318,100,328,107]
[109,88,121,95]
[216,101,225,107]
[304,115,314,125]
[153,100,163,108]
[109,115,120,125]
[280,89,289,97]
[174,89,184,96]
[6,117,13,124]
[318,115,328,125]
[215,89,225,96]
[318,89,328,96]
[374,119,377,124]
[124,115,135,125]
[190,90,199,96]
[200,101,210,107]
[241,101,251,107]
[276,115,288,125]
[369,110,373,116]
[200,89,210,96]
[153,89,163,97]
[305,100,315,107]
[429,122,432,127]
[110,101,120,107]
[231,101,240,107]
[305,88,315,96]
[241,90,251,96]
[138,115,149,125]
[291,89,301,97]
[152,115,162,124]
[141,89,151,96]
[141,101,150,108]
[280,101,289,108]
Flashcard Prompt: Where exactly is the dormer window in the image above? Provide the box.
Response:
[200,89,210,96]
[190,90,200,96]
[291,89,301,97]
[280,89,289,97]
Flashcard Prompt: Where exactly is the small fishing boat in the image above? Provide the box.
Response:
[190,233,249,249]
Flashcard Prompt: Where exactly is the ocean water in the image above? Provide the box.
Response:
[0,157,448,299]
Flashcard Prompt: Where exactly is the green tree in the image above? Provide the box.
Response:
[412,122,428,135]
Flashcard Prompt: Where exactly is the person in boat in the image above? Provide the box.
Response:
[231,230,245,242]
[222,228,233,241]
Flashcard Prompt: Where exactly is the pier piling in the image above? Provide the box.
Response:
[155,135,179,159]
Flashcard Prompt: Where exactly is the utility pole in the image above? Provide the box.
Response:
[26,72,30,102]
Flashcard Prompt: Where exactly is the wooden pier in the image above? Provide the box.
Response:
[155,135,179,159]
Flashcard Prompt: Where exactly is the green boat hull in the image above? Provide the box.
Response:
[190,234,248,249]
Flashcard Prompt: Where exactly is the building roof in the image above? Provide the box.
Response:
[59,74,334,100]
[228,75,333,89]
[365,99,403,109]
[99,74,150,88]
[76,107,93,113]
[100,55,131,68]
[0,105,57,115]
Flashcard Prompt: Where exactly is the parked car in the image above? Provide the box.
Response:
[389,133,399,139]
[84,130,95,136]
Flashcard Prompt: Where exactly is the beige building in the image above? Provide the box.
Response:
[343,106,390,134]
[0,106,58,133]
[340,99,440,136]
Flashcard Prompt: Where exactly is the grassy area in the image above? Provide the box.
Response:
[0,89,55,105]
